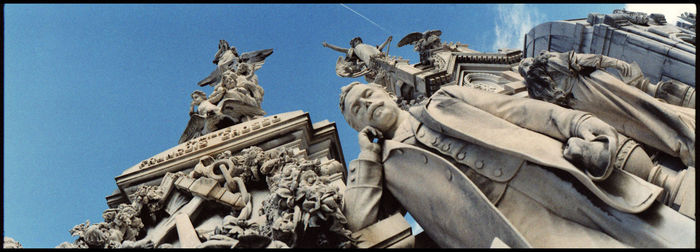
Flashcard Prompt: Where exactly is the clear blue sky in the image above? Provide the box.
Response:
[4,4,645,247]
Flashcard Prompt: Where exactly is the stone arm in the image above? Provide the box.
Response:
[189,103,197,116]
[437,85,594,142]
[208,86,226,105]
[323,42,350,54]
[342,149,384,232]
[570,52,631,77]
[377,36,393,52]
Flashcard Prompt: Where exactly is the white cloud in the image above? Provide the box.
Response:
[625,4,696,26]
[492,4,546,52]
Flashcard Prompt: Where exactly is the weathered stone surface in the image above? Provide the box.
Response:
[524,9,696,86]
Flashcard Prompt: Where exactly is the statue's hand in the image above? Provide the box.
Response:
[322,42,329,48]
[576,116,618,141]
[616,60,631,77]
[358,126,383,154]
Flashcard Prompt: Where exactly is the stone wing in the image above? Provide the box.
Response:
[240,48,274,70]
[178,114,206,144]
[398,32,423,47]
[198,66,223,87]
[425,29,442,38]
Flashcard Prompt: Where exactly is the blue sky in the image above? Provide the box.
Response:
[8,3,692,247]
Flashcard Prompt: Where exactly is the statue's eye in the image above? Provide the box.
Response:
[352,105,359,114]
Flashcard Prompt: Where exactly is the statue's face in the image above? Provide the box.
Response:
[343,84,399,133]
[518,58,534,77]
[192,94,205,104]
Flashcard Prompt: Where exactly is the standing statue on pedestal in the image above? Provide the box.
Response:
[337,82,694,248]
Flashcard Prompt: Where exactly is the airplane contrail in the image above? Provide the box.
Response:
[340,4,391,34]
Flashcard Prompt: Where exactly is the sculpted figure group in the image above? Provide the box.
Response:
[58,146,352,248]
[331,32,695,248]
[179,40,272,144]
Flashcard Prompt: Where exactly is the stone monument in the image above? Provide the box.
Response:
[328,28,695,248]
[52,39,362,248]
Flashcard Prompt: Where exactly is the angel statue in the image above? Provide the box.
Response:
[398,30,442,66]
[209,63,266,123]
[322,36,392,79]
[197,40,273,87]
[178,90,236,144]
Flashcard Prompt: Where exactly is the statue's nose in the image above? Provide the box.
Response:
[361,98,372,108]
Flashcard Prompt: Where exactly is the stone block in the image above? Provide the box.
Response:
[504,81,527,93]
[188,177,218,198]
[208,185,226,200]
[501,71,524,82]
[174,213,203,248]
[175,176,196,191]
[218,191,245,209]
[352,213,413,248]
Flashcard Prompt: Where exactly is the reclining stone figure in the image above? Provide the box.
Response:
[518,50,695,168]
[338,82,695,248]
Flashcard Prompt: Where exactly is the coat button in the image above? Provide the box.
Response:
[350,167,356,173]
[432,137,439,146]
[418,128,425,138]
[457,152,466,160]
[423,154,428,164]
[494,169,502,177]
[350,177,356,182]
[442,143,450,151]
[475,160,484,169]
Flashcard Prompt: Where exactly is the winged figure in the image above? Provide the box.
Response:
[178,90,237,144]
[398,30,442,66]
[322,36,392,78]
[198,40,273,87]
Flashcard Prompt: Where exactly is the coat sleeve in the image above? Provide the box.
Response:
[342,149,384,232]
[437,85,592,142]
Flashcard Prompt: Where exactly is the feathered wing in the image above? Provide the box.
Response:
[198,66,223,87]
[335,56,369,78]
[398,32,423,47]
[240,48,274,70]
[178,114,206,144]
[425,29,442,38]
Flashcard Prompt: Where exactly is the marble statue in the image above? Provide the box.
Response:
[197,40,273,87]
[338,81,695,248]
[322,36,392,79]
[518,50,695,168]
[178,90,236,144]
[398,30,443,66]
[179,40,271,144]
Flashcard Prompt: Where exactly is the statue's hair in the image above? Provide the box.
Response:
[522,55,572,108]
[350,37,363,48]
[191,90,207,99]
[339,82,362,114]
[339,82,388,131]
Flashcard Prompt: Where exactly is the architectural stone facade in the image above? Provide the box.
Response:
[524,9,695,87]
